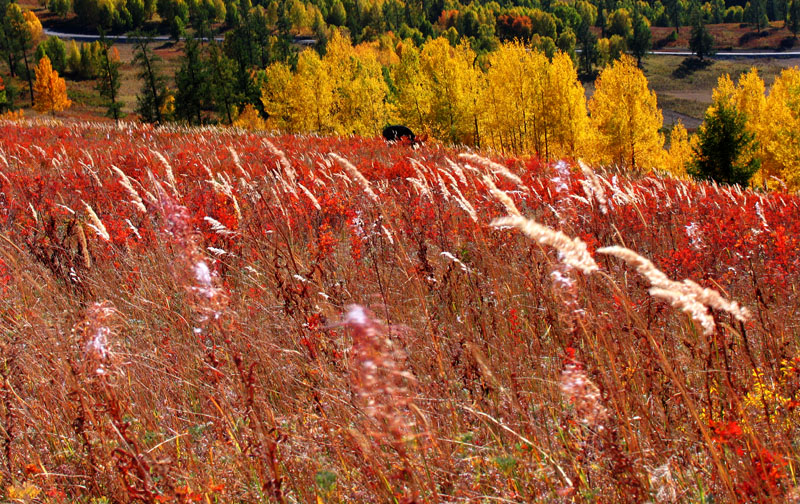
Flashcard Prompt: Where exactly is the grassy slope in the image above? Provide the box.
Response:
[1,121,799,502]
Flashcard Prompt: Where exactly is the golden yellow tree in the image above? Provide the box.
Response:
[482,42,544,155]
[323,30,391,136]
[664,121,692,177]
[260,62,293,131]
[761,67,800,189]
[543,51,591,160]
[291,49,335,133]
[23,10,42,40]
[416,37,483,145]
[732,69,768,185]
[233,103,267,131]
[33,55,71,115]
[588,54,663,171]
[392,43,433,137]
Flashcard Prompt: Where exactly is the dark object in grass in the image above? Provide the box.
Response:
[672,57,713,79]
[738,30,769,45]
[780,36,797,49]
[382,125,415,144]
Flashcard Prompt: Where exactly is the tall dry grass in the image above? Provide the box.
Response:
[0,122,798,502]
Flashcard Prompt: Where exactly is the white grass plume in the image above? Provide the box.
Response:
[111,165,147,213]
[492,215,598,274]
[578,161,608,214]
[263,139,295,181]
[459,153,523,186]
[329,153,379,203]
[203,216,238,237]
[297,182,321,210]
[483,175,521,216]
[597,246,750,335]
[83,201,110,242]
[150,149,179,196]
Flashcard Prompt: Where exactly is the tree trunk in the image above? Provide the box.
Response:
[22,49,33,106]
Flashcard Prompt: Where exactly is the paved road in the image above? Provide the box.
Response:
[43,27,177,42]
[42,27,316,45]
[650,49,800,58]
[43,27,800,57]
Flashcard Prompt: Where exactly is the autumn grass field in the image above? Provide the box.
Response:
[1,120,799,502]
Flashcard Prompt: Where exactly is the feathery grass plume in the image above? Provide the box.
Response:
[162,197,227,338]
[343,306,416,450]
[150,149,179,197]
[560,359,608,430]
[439,165,460,189]
[227,146,250,180]
[491,215,599,274]
[405,177,432,201]
[203,216,238,237]
[578,161,608,214]
[81,301,117,375]
[447,179,478,222]
[647,462,678,503]
[75,223,92,268]
[483,174,521,216]
[459,152,523,186]
[648,287,716,335]
[207,173,242,221]
[297,182,321,210]
[445,157,468,185]
[597,246,750,334]
[111,165,147,213]
[263,139,295,181]
[329,153,379,203]
[682,279,751,322]
[83,201,110,242]
[454,192,478,223]
[435,174,452,200]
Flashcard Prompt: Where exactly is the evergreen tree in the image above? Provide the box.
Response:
[664,0,682,32]
[629,8,651,67]
[574,1,597,75]
[748,0,768,31]
[96,29,123,122]
[47,0,71,18]
[0,74,7,112]
[37,35,66,74]
[132,31,167,123]
[207,41,237,124]
[689,99,760,187]
[5,5,41,104]
[789,0,800,37]
[689,15,714,59]
[174,35,208,124]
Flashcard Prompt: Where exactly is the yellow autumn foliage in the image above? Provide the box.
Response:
[234,103,267,131]
[33,55,71,115]
[480,43,589,160]
[759,67,800,189]
[706,67,800,189]
[588,55,663,171]
[261,31,390,136]
[664,121,691,178]
[257,38,678,176]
